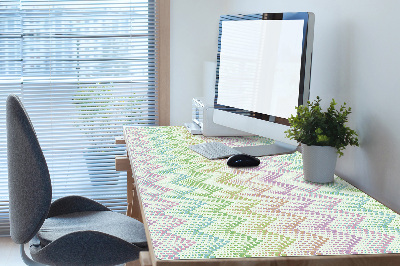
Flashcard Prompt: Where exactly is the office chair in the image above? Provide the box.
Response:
[6,94,148,265]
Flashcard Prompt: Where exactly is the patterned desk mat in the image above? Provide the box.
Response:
[124,126,400,260]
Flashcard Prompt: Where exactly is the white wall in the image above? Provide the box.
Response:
[170,0,228,125]
[170,0,400,213]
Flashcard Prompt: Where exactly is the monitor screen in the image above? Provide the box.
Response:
[213,12,315,156]
[217,19,304,119]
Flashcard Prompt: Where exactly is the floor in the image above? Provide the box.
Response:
[0,237,26,266]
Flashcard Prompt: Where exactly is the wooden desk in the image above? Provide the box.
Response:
[117,126,400,266]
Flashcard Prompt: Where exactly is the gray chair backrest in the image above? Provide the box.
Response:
[7,94,52,244]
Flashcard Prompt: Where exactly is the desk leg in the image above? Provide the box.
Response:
[117,139,148,266]
[127,170,143,223]
[115,155,143,222]
[139,252,152,266]
[124,252,151,266]
[126,170,134,217]
[124,259,140,266]
[125,173,149,266]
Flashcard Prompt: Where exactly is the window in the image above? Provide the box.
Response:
[0,0,169,236]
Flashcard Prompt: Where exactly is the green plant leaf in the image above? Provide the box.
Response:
[285,97,359,157]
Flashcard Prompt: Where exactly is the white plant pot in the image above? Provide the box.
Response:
[302,144,338,183]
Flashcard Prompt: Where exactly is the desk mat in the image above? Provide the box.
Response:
[124,126,400,260]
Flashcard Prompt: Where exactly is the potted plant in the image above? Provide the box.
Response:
[285,96,359,183]
[73,84,129,186]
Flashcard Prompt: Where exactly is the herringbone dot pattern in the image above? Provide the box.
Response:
[125,126,400,260]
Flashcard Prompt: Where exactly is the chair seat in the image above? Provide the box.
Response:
[37,211,147,248]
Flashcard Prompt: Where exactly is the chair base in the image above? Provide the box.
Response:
[20,244,45,266]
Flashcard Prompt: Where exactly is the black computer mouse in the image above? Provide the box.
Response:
[227,154,260,167]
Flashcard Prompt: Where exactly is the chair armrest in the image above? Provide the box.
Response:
[47,195,110,218]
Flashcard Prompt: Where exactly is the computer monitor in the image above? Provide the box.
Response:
[213,12,315,156]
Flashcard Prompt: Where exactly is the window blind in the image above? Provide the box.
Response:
[0,0,159,236]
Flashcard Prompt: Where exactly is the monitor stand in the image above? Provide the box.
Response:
[233,141,299,157]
